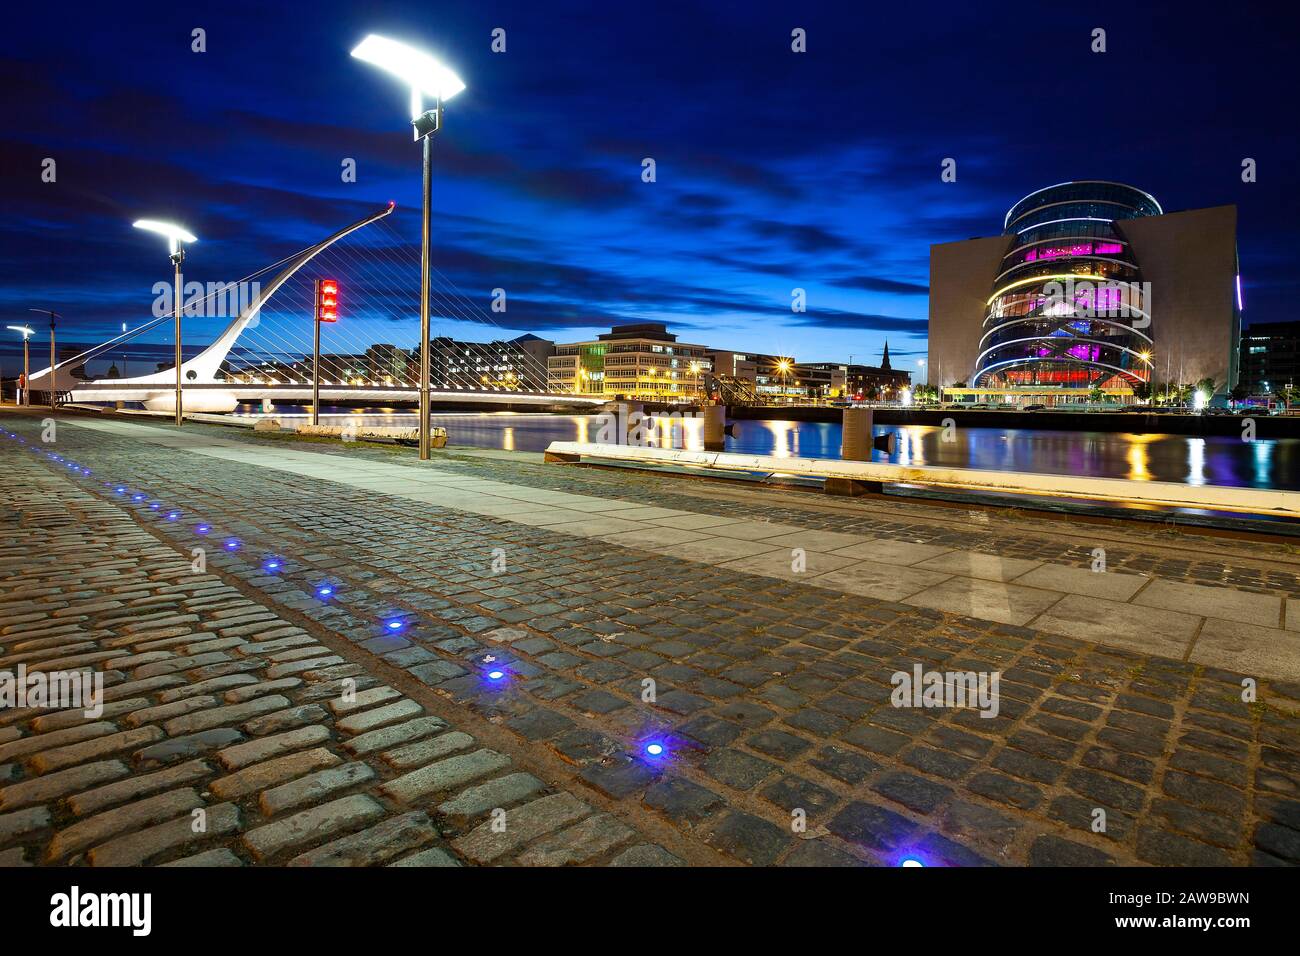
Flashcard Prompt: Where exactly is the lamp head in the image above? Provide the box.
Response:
[351,34,465,125]
[133,220,197,256]
[6,325,35,340]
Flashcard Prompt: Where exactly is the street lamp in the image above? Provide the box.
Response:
[27,310,59,411]
[132,219,197,426]
[776,358,792,403]
[6,325,34,405]
[351,33,466,461]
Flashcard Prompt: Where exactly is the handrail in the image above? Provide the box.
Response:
[542,441,1300,518]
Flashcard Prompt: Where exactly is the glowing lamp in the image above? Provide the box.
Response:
[132,219,197,256]
[350,34,466,121]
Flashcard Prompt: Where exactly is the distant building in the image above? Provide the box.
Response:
[549,323,709,399]
[809,364,910,400]
[1240,322,1300,395]
[706,350,803,400]
[929,181,1240,405]
[365,344,409,383]
[431,333,554,390]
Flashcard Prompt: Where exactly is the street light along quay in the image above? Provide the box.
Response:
[350,33,466,461]
[27,310,59,411]
[132,219,197,426]
[6,324,34,405]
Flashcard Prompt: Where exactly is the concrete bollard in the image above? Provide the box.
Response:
[702,404,726,451]
[841,407,874,461]
[827,406,883,497]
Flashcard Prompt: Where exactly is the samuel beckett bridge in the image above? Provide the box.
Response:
[20,203,606,414]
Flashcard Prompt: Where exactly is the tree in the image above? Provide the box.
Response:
[1131,380,1151,402]
[1088,384,1105,404]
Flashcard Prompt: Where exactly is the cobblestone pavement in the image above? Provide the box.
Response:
[3,408,1300,867]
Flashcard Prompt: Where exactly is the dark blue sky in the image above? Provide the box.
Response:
[3,0,1296,374]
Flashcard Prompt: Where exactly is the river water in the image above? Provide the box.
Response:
[228,406,1300,491]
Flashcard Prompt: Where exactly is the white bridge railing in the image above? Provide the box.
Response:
[542,441,1300,518]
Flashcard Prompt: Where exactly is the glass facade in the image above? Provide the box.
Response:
[975,181,1160,391]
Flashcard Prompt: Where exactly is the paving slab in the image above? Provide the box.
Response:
[904,577,1064,626]
[720,548,860,581]
[915,551,1043,582]
[1012,563,1149,601]
[830,539,955,565]
[809,560,952,602]
[1031,593,1201,658]
[1134,579,1282,629]
[1189,618,1300,683]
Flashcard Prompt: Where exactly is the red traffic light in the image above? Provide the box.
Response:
[316,278,339,323]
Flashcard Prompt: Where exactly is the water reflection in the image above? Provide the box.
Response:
[1126,434,1153,482]
[1187,438,1206,486]
[227,406,1300,491]
[1253,441,1274,486]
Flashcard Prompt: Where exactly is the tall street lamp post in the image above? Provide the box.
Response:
[28,310,59,411]
[351,34,466,461]
[133,220,197,426]
[6,325,34,405]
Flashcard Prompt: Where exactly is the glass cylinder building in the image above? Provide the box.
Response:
[973,181,1161,390]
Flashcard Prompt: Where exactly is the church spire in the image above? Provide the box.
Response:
[881,340,891,370]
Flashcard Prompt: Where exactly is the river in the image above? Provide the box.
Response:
[227,406,1300,491]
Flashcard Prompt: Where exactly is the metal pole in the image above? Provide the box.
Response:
[22,338,28,406]
[49,317,56,412]
[417,105,436,461]
[312,306,321,426]
[173,248,184,426]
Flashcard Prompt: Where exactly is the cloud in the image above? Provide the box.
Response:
[831,275,929,295]
[789,309,928,333]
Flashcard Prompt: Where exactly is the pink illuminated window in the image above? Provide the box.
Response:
[1025,242,1096,262]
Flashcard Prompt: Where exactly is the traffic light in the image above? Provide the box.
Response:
[315,278,339,323]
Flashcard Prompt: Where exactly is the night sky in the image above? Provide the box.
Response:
[3,0,1296,376]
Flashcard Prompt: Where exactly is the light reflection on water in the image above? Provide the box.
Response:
[229,406,1300,490]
